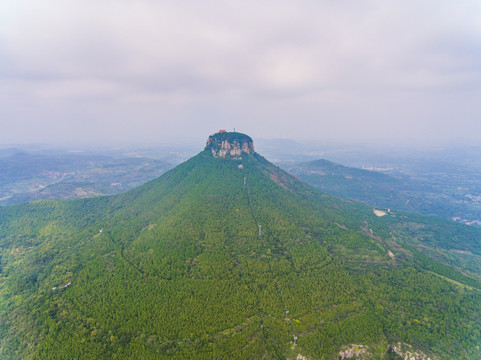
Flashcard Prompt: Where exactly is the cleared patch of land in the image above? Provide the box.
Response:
[373,209,387,217]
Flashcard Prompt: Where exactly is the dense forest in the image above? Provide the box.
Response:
[1,143,481,359]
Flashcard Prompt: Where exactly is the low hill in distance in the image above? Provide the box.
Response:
[282,159,481,226]
[1,132,481,359]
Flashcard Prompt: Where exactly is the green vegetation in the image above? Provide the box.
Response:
[283,158,481,224]
[1,147,481,359]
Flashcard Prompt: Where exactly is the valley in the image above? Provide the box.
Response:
[0,152,174,205]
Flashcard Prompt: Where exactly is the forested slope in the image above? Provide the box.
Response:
[1,146,481,359]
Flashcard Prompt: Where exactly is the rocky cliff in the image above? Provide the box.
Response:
[205,131,255,159]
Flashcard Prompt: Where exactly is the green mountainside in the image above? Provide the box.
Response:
[1,132,481,359]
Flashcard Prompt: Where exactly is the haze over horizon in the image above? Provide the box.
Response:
[1,1,481,147]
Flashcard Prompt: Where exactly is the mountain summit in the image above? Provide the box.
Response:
[205,130,255,158]
[1,133,481,359]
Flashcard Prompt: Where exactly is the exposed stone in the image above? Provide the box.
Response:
[337,342,434,360]
[387,343,435,360]
[205,131,255,159]
[338,344,370,359]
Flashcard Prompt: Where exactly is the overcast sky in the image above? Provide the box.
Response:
[1,0,480,147]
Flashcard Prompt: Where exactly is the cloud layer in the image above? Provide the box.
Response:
[1,0,481,146]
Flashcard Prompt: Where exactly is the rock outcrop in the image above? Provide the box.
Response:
[205,131,255,159]
[337,343,434,360]
[387,343,435,360]
[338,344,371,359]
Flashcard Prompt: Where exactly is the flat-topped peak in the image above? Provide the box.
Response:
[205,131,255,159]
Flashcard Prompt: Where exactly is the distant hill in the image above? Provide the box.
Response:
[282,159,481,225]
[283,159,401,200]
[0,148,27,158]
[1,132,481,359]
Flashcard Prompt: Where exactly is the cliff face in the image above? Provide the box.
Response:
[205,131,255,159]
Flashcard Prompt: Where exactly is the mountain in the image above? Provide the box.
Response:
[1,132,481,359]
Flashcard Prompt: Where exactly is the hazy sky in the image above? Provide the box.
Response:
[1,1,481,147]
